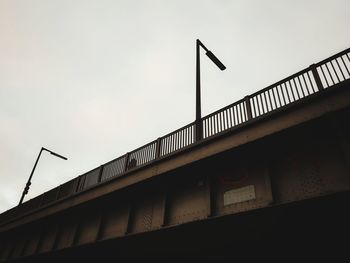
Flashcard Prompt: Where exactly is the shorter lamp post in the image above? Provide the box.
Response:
[196,39,226,142]
[18,147,68,206]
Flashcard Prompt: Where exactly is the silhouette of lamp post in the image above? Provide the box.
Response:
[18,147,68,206]
[195,39,226,142]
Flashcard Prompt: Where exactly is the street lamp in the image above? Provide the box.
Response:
[18,147,68,206]
[196,39,226,142]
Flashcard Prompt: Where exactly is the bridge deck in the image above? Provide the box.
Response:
[1,48,350,262]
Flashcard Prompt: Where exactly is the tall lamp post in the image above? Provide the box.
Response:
[196,39,226,142]
[18,147,68,206]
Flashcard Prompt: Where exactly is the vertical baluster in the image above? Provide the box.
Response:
[224,110,228,129]
[214,114,218,134]
[186,126,189,146]
[139,149,143,166]
[181,129,184,148]
[219,111,225,132]
[325,63,335,85]
[221,111,225,131]
[330,60,340,83]
[271,88,277,110]
[259,93,266,114]
[279,85,286,105]
[228,107,232,128]
[176,132,179,150]
[208,116,212,136]
[240,102,245,121]
[164,137,168,155]
[252,98,256,118]
[139,150,142,166]
[140,149,143,165]
[217,112,221,133]
[175,132,178,151]
[191,125,194,144]
[174,132,178,152]
[222,111,226,130]
[259,94,264,114]
[183,128,187,146]
[301,73,310,96]
[284,82,292,103]
[169,135,172,154]
[267,90,273,111]
[275,86,282,107]
[190,124,193,144]
[187,127,190,145]
[291,78,300,100]
[169,135,172,153]
[255,96,260,117]
[146,146,150,163]
[147,145,151,162]
[335,58,345,81]
[253,96,257,116]
[177,131,180,149]
[254,97,259,117]
[262,92,268,113]
[168,135,171,153]
[340,56,350,76]
[307,71,316,93]
[148,145,151,162]
[297,76,305,97]
[180,130,183,149]
[147,145,150,162]
[224,110,229,129]
[151,143,155,160]
[188,126,191,145]
[319,65,329,87]
[141,149,145,165]
[232,105,236,124]
[176,131,179,150]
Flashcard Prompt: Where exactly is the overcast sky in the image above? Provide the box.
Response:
[0,0,349,213]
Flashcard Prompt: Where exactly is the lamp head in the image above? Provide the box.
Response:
[206,51,226,71]
[50,151,68,160]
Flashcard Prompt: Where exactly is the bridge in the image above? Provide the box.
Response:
[1,47,350,261]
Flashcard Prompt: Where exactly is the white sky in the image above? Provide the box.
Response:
[0,0,349,212]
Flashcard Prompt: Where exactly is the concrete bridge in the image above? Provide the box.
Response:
[1,48,350,262]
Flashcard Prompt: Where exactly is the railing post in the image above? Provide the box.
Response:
[195,119,202,142]
[310,64,324,91]
[97,165,104,183]
[245,95,253,120]
[123,153,130,172]
[55,185,61,201]
[73,176,81,194]
[155,138,162,159]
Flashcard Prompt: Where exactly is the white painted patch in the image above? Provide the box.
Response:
[224,185,256,206]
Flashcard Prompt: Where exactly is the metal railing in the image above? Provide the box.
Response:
[1,47,349,226]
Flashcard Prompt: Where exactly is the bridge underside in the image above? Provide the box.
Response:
[9,190,350,262]
[1,83,350,262]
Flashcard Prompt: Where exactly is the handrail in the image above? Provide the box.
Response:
[0,47,349,226]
